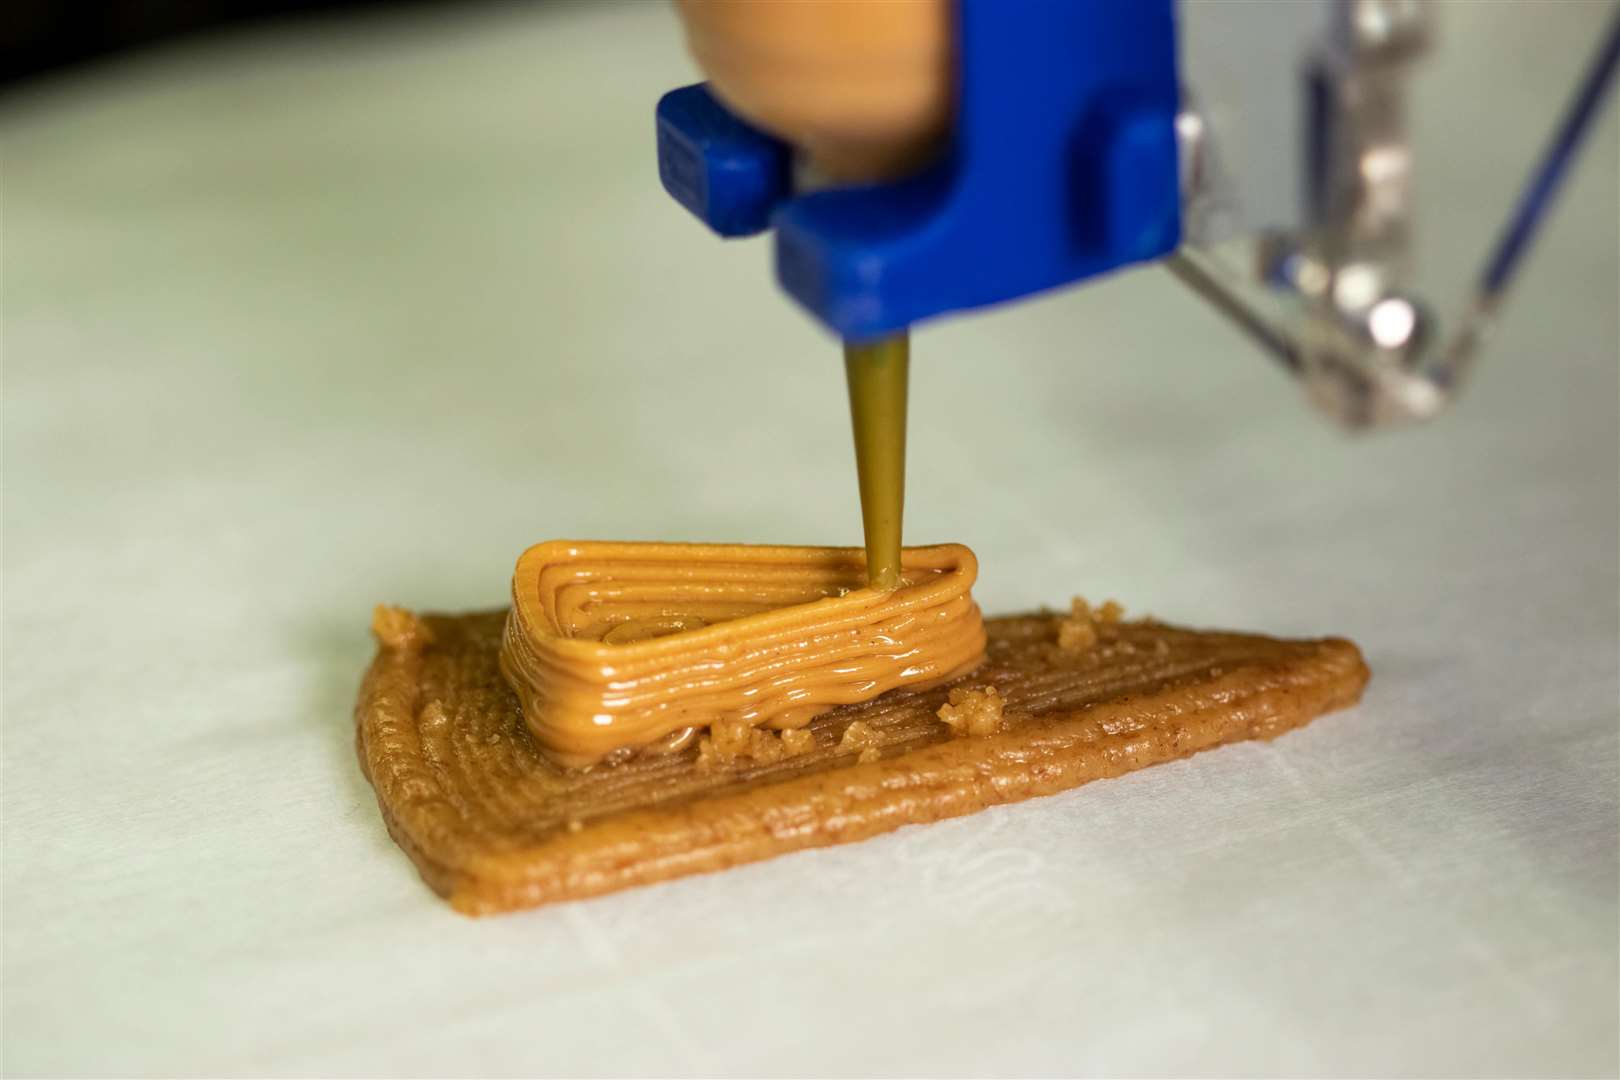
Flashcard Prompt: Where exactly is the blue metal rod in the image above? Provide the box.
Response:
[1480,5,1620,297]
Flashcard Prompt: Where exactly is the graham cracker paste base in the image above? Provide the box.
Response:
[355,607,1368,915]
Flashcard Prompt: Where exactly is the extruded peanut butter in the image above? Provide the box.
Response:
[500,541,986,768]
[357,603,1370,915]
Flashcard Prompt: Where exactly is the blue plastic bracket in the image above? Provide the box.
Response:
[655,0,1181,342]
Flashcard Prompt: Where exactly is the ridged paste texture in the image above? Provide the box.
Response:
[500,542,987,767]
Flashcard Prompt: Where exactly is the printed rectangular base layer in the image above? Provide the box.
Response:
[356,607,1369,915]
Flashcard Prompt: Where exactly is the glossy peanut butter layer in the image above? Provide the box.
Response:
[500,542,986,768]
[357,605,1369,915]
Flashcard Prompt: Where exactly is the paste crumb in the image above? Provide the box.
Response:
[696,718,874,767]
[748,729,788,765]
[710,716,751,756]
[1057,615,1097,653]
[372,605,433,651]
[698,720,817,770]
[695,740,723,770]
[1057,598,1098,653]
[936,685,1006,736]
[839,720,881,762]
[1057,596,1126,654]
[780,728,816,756]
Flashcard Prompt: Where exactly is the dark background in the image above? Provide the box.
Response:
[3,0,413,86]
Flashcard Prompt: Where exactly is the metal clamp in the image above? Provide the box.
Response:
[1170,0,1620,431]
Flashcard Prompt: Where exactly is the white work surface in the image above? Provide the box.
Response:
[4,2,1617,1076]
